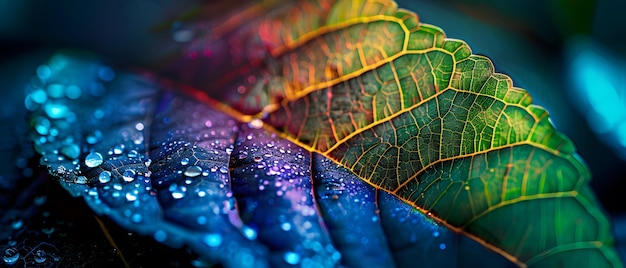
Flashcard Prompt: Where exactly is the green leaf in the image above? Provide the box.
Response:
[168,0,623,266]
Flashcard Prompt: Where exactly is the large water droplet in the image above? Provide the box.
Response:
[84,152,103,167]
[122,169,136,182]
[3,248,19,265]
[98,171,111,183]
[202,233,222,247]
[283,252,301,265]
[184,166,202,177]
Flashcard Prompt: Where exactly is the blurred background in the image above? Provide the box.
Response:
[0,0,624,265]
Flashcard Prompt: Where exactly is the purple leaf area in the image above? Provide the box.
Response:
[20,52,517,267]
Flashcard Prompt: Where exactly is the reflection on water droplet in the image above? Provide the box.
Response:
[122,169,136,182]
[125,192,138,202]
[3,248,19,265]
[184,166,202,177]
[98,171,111,183]
[281,222,291,231]
[283,252,300,265]
[181,157,190,165]
[203,233,222,247]
[253,156,262,162]
[85,152,103,167]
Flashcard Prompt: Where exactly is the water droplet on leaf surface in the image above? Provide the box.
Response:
[3,248,19,265]
[184,166,202,177]
[98,171,111,183]
[122,169,136,182]
[84,152,103,167]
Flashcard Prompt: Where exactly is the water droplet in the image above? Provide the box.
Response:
[242,226,257,240]
[84,152,103,167]
[122,169,136,182]
[154,230,167,242]
[253,156,262,162]
[98,66,115,81]
[86,130,102,144]
[248,119,263,129]
[75,176,88,184]
[3,248,19,265]
[10,218,22,230]
[34,249,46,263]
[464,185,470,191]
[180,157,190,165]
[219,166,228,174]
[202,233,222,247]
[113,144,124,155]
[283,252,301,265]
[131,213,142,223]
[135,122,144,131]
[98,171,112,183]
[60,144,80,159]
[34,116,51,135]
[170,184,186,199]
[184,166,202,177]
[125,192,138,202]
[204,120,212,127]
[46,84,65,98]
[197,216,207,225]
[127,150,139,158]
[44,103,69,119]
[433,231,440,237]
[31,89,47,104]
[439,243,446,250]
[238,151,248,159]
[65,85,82,99]
[36,64,51,80]
[281,222,291,231]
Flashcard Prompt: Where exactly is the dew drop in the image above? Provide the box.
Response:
[127,150,139,158]
[204,120,212,127]
[34,249,46,263]
[283,252,301,265]
[248,119,263,129]
[281,222,291,231]
[75,176,88,184]
[60,144,80,159]
[202,233,222,247]
[184,166,202,177]
[180,157,190,166]
[125,192,138,202]
[10,218,22,230]
[154,230,167,242]
[219,166,228,174]
[439,243,446,250]
[98,171,112,183]
[113,144,124,155]
[86,130,102,144]
[131,213,142,223]
[242,226,257,240]
[84,152,103,167]
[253,156,262,163]
[122,169,136,182]
[44,103,69,119]
[238,151,248,159]
[3,248,19,265]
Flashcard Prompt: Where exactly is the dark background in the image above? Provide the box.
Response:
[1,0,624,265]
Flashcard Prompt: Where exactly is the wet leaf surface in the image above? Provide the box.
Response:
[9,0,624,267]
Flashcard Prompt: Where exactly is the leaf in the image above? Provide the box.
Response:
[23,1,623,268]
